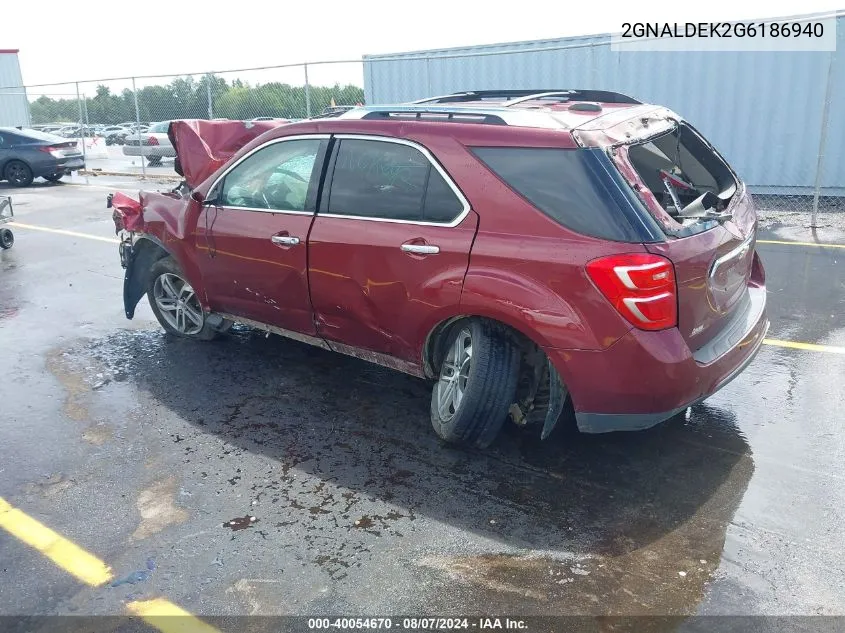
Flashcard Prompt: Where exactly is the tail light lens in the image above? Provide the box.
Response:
[586,253,677,331]
[146,136,159,146]
[38,145,65,158]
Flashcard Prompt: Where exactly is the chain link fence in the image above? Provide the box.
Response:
[8,48,843,224]
[18,62,365,179]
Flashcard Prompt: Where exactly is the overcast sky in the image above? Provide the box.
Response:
[6,0,843,89]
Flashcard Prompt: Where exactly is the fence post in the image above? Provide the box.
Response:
[207,75,213,119]
[811,50,835,228]
[132,77,146,180]
[75,83,87,167]
[304,63,311,118]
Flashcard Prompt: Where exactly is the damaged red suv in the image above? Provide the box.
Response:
[111,89,768,448]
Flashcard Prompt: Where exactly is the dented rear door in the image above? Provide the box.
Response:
[307,136,478,363]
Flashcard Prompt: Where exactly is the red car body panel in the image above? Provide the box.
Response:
[308,212,479,362]
[193,207,315,334]
[116,102,768,434]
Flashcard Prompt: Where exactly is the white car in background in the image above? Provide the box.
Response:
[122,121,175,165]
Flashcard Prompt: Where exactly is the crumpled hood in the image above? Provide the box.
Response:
[167,119,289,189]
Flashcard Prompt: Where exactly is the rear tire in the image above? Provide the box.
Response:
[430,319,520,448]
[147,156,162,166]
[147,256,218,341]
[0,228,13,249]
[4,160,33,187]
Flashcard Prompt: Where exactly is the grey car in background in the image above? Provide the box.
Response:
[0,127,85,186]
[122,121,175,166]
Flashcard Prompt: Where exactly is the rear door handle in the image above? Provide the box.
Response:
[401,244,440,255]
[271,235,300,246]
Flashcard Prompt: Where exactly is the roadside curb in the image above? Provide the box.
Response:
[79,170,181,182]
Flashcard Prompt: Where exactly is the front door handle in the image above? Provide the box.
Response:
[401,243,440,255]
[271,235,300,246]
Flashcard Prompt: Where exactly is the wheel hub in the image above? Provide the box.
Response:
[152,272,204,335]
[435,328,473,422]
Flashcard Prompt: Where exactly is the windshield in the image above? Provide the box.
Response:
[148,122,170,133]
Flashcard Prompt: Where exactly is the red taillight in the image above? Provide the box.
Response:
[38,145,58,153]
[586,253,677,331]
[146,136,159,146]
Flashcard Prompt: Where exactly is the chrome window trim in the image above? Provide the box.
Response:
[320,134,471,228]
[204,134,330,215]
[206,207,314,217]
[708,230,756,281]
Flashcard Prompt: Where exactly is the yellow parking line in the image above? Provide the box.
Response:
[126,599,222,633]
[763,339,845,354]
[758,239,845,249]
[0,497,113,586]
[0,497,222,633]
[8,222,119,244]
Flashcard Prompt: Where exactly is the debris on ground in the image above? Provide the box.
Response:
[110,570,151,587]
[110,557,156,588]
[224,515,258,531]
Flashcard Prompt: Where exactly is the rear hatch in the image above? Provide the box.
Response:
[598,118,759,352]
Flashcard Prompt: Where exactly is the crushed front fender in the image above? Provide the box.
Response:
[123,237,169,319]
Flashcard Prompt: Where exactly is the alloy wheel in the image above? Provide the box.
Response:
[7,163,30,185]
[152,273,205,335]
[435,328,473,422]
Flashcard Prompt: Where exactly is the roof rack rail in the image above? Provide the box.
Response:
[359,107,507,125]
[412,89,641,105]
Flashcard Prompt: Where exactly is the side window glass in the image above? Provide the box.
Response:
[423,169,464,223]
[220,139,321,211]
[328,140,431,221]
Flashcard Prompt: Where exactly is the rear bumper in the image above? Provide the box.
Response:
[31,156,85,177]
[549,284,768,433]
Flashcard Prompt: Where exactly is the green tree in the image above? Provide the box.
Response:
[28,74,365,125]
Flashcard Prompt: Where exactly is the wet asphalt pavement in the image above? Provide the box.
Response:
[0,178,843,628]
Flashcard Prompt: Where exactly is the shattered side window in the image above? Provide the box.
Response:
[220,139,322,212]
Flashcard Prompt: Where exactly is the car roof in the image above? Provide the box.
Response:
[329,89,667,135]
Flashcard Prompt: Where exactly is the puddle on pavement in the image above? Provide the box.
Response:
[68,329,760,613]
[82,423,114,445]
[45,347,95,422]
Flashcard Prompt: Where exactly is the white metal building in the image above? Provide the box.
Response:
[0,49,29,127]
[363,13,845,197]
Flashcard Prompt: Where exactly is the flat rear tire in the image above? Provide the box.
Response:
[430,319,520,448]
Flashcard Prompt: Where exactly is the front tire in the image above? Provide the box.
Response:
[4,160,33,187]
[0,228,13,249]
[430,319,520,448]
[147,257,218,341]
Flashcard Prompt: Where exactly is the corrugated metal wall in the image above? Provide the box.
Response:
[363,17,844,195]
[0,52,30,127]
